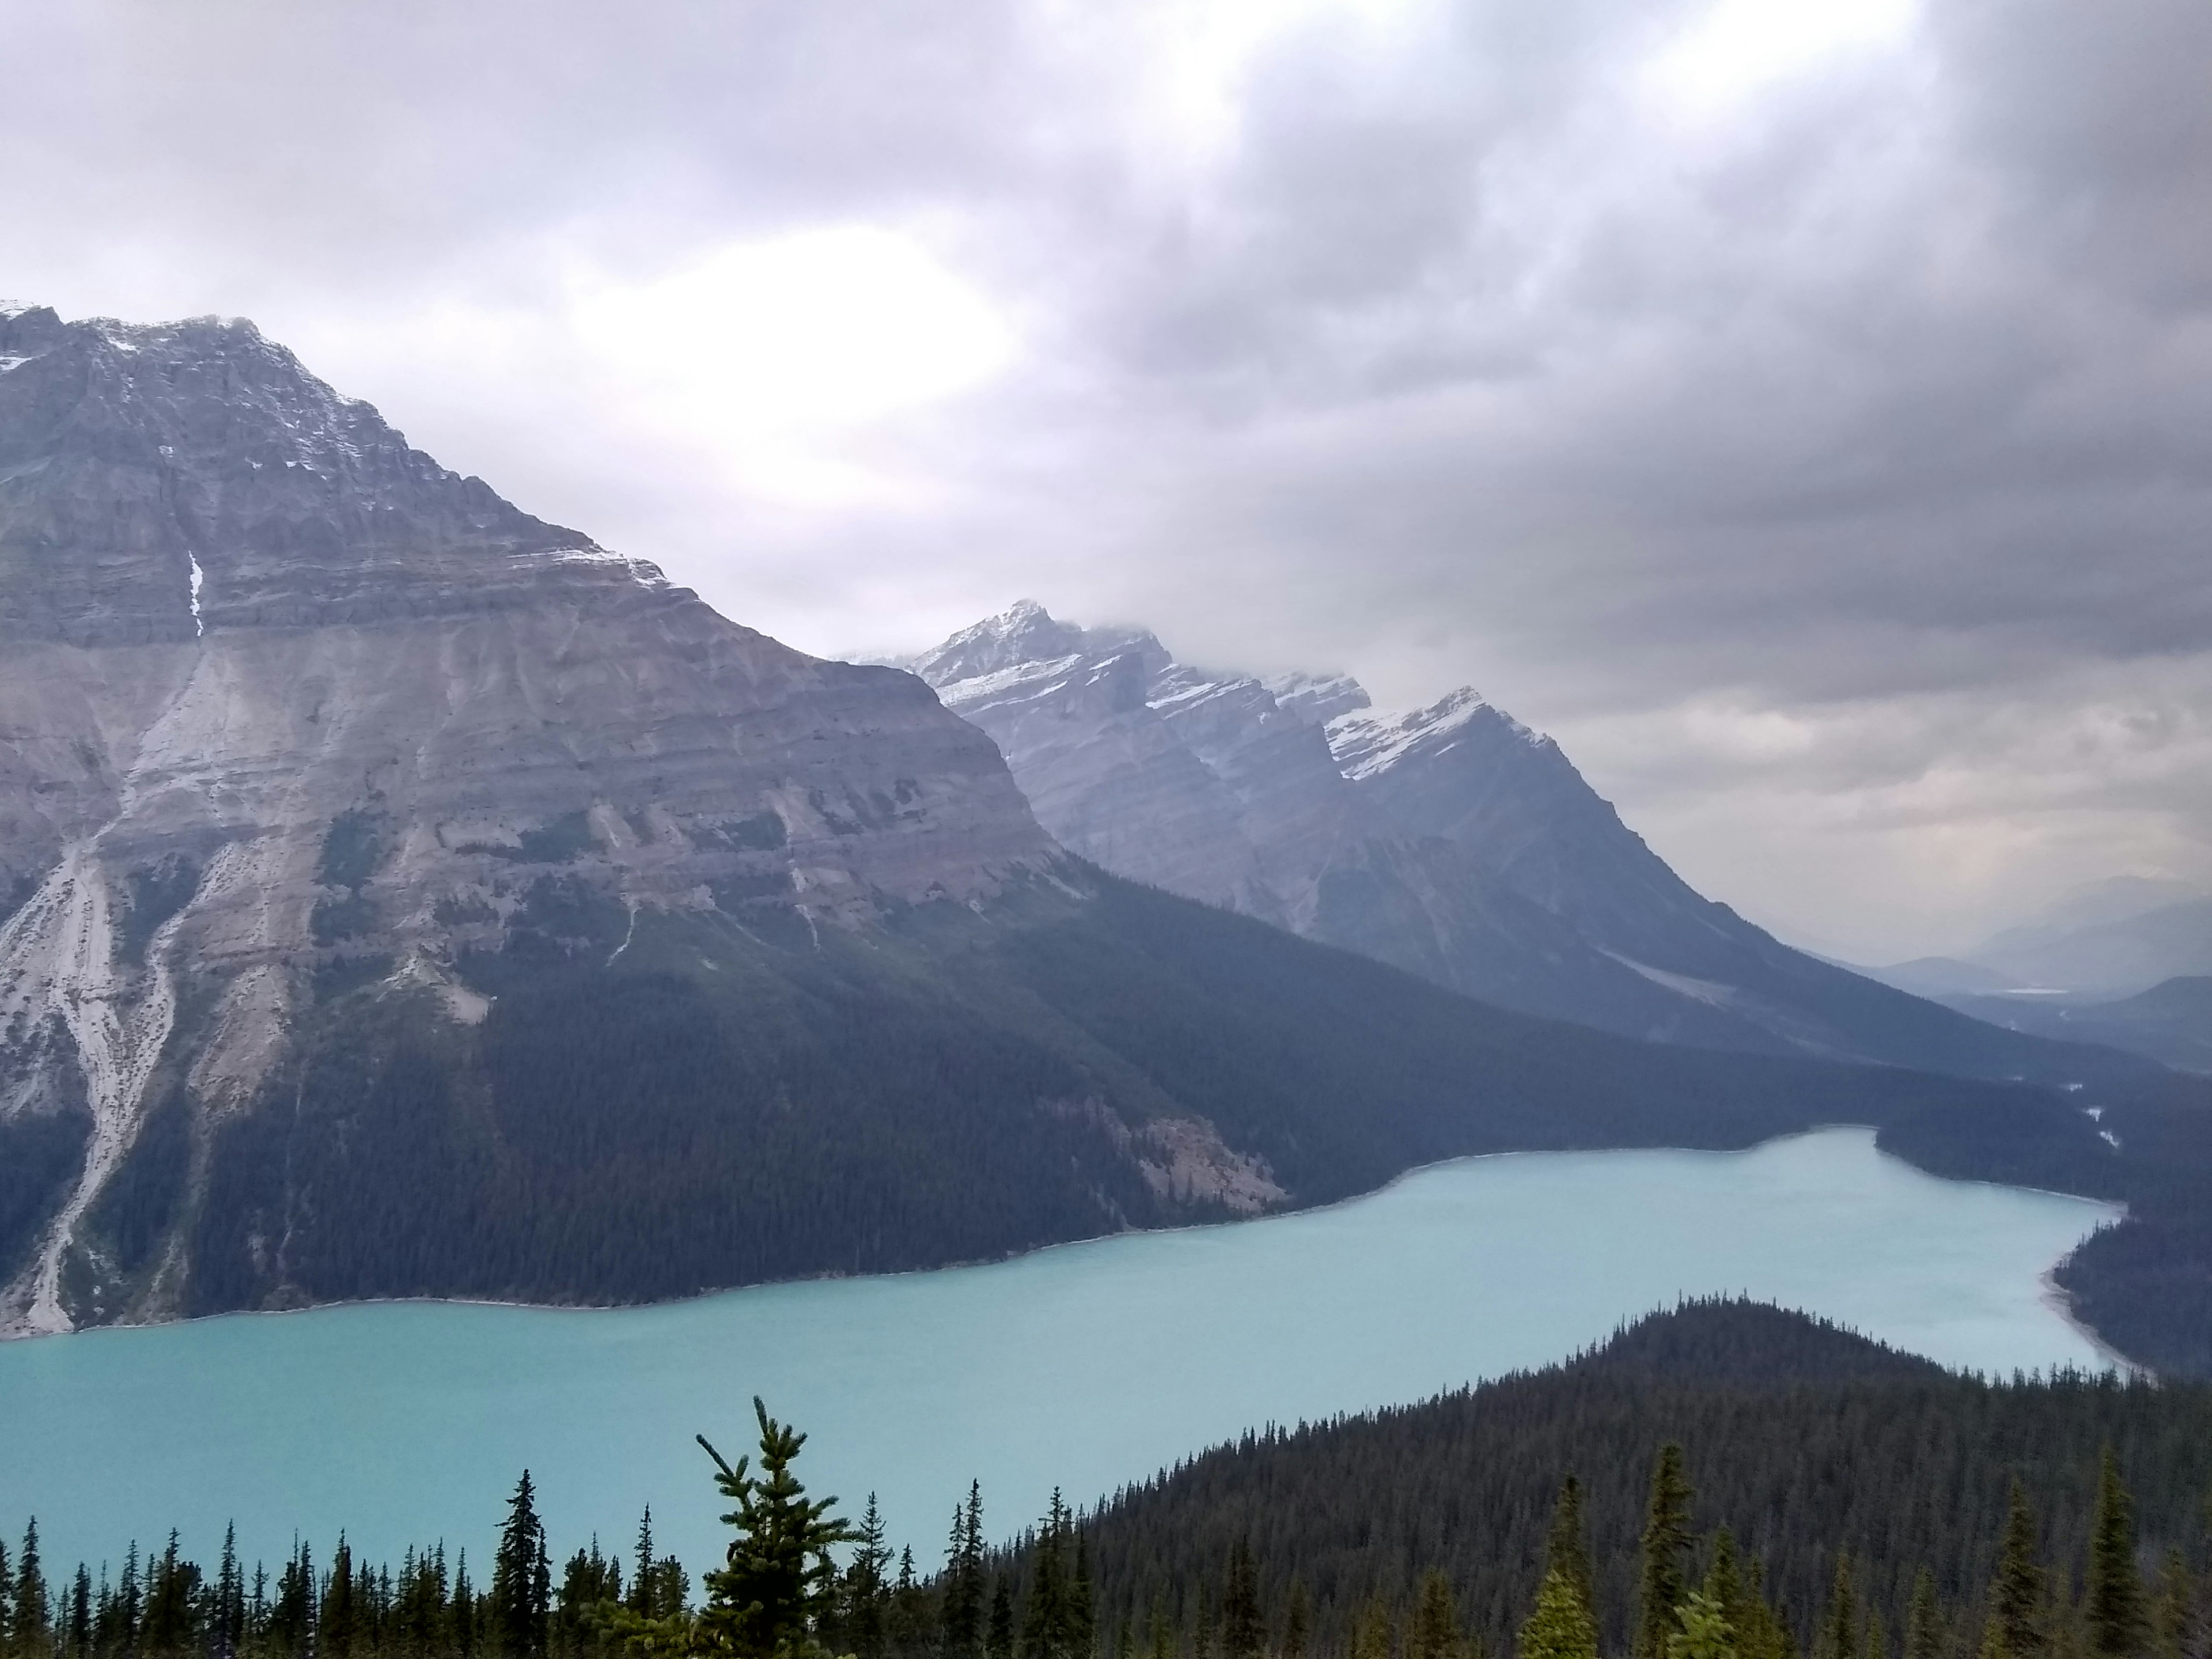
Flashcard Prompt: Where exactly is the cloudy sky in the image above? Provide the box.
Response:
[8,0,2211,960]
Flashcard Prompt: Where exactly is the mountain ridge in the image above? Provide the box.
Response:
[911,602,2152,1088]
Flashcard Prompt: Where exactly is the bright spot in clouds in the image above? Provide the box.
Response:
[1649,0,1920,117]
[570,227,1014,436]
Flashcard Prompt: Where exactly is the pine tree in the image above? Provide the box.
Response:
[326,1535,358,1659]
[1705,1531,1744,1638]
[2088,1449,2147,1659]
[214,1524,245,1659]
[1669,1593,1738,1659]
[987,1580,1015,1659]
[1548,1478,1597,1626]
[12,1521,50,1659]
[1905,1570,1943,1659]
[0,1537,12,1649]
[696,1400,855,1659]
[1817,1556,1858,1659]
[1350,1596,1394,1659]
[1519,1572,1599,1659]
[1222,1541,1263,1659]
[143,1532,200,1659]
[453,1550,479,1659]
[628,1512,657,1620]
[844,1497,891,1659]
[1282,1582,1310,1659]
[491,1474,552,1659]
[14,1521,51,1659]
[1989,1482,2046,1659]
[67,1567,90,1659]
[944,1487,986,1659]
[1638,1445,1696,1659]
[1408,1570,1461,1659]
[2148,1551,2191,1659]
[272,1540,316,1659]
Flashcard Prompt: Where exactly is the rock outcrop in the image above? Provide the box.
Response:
[0,308,1056,1332]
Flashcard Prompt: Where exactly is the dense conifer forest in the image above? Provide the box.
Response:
[155,873,2131,1329]
[7,1304,2209,1659]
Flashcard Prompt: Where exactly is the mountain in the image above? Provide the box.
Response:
[3,306,2138,1342]
[1937,976,2212,1075]
[912,604,2144,1086]
[1965,895,2212,997]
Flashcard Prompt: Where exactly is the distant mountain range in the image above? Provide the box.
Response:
[910,603,2135,1085]
[1850,877,2212,1073]
[0,305,2196,1373]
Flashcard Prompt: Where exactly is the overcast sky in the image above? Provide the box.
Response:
[8,0,2211,960]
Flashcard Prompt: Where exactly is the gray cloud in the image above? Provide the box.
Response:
[6,0,2211,957]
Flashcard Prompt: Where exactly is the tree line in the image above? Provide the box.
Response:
[7,1306,2211,1659]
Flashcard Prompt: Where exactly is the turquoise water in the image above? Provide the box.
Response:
[0,1128,2116,1578]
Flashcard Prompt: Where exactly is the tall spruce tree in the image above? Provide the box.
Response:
[2148,1551,2191,1659]
[1990,1482,2047,1659]
[325,1535,358,1659]
[1905,1570,1943,1659]
[987,1579,1016,1659]
[696,1400,854,1659]
[13,1521,50,1659]
[1548,1478,1597,1626]
[845,1497,892,1659]
[1638,1445,1696,1659]
[2088,1450,2147,1659]
[942,1487,986,1659]
[1410,1570,1463,1659]
[1817,1556,1858,1659]
[1520,1571,1599,1659]
[490,1474,551,1659]
[1222,1541,1263,1659]
[1283,1582,1311,1659]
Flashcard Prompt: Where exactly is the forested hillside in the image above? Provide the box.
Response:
[164,871,2123,1317]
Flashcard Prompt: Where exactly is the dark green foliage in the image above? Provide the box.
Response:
[14,1520,49,1659]
[1520,1572,1598,1659]
[1222,1541,1262,1659]
[1990,1484,2044,1659]
[172,868,2158,1325]
[1548,1479,1597,1620]
[319,812,390,891]
[695,1400,853,1659]
[0,1104,90,1281]
[1408,1569,1461,1659]
[1637,1446,1695,1659]
[119,857,201,966]
[1903,1571,1941,1659]
[489,1475,550,1659]
[943,1487,986,1659]
[1032,1301,2212,1659]
[86,1088,192,1275]
[311,893,378,945]
[2085,1450,2145,1659]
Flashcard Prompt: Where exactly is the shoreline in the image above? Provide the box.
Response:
[6,1124,2123,1373]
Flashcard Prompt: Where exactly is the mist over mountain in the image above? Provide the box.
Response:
[912,604,2142,1086]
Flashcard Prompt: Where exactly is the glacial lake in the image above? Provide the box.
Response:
[0,1128,2118,1578]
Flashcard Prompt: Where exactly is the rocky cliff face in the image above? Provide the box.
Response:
[914,604,2127,1081]
[0,308,1057,1334]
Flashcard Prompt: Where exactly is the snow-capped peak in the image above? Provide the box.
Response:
[1325,687,1541,780]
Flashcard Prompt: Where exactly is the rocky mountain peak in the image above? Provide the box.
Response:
[0,306,665,647]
